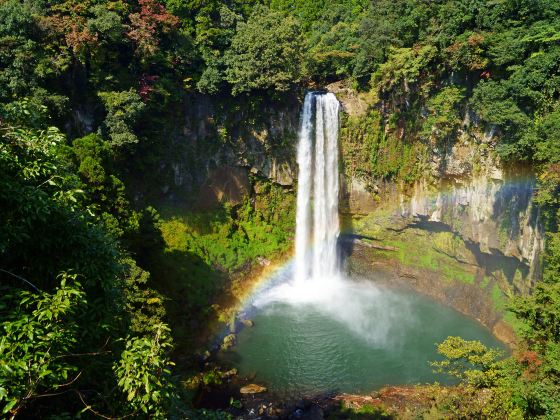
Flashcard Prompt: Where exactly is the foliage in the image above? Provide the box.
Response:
[158,182,294,274]
[341,109,428,183]
[533,111,560,164]
[512,225,560,346]
[0,94,176,418]
[98,89,146,147]
[0,274,85,418]
[121,258,167,335]
[2,0,560,418]
[127,0,179,58]
[114,323,176,418]
[433,221,560,417]
[421,86,465,144]
[225,5,304,95]
[72,133,140,238]
[373,45,438,100]
[433,337,505,387]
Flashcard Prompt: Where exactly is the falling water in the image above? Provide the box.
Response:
[294,94,314,284]
[294,92,340,284]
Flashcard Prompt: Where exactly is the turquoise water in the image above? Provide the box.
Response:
[221,278,506,397]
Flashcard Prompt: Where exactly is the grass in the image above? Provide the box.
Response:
[329,402,391,420]
[491,283,506,311]
[489,283,528,335]
[479,276,491,289]
[157,179,295,274]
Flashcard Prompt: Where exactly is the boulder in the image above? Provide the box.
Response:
[241,319,254,328]
[256,256,271,266]
[240,384,267,394]
[224,368,238,378]
[221,334,236,350]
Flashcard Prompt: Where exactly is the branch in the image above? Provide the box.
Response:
[53,336,112,360]
[0,268,40,292]
[76,391,140,420]
[31,374,80,398]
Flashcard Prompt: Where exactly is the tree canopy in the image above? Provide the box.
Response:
[2,0,560,418]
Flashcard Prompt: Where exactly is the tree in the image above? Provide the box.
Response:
[98,89,145,147]
[127,0,179,57]
[1,99,177,418]
[0,274,85,419]
[421,85,465,144]
[195,5,243,94]
[225,5,304,95]
[114,323,177,418]
[432,336,505,387]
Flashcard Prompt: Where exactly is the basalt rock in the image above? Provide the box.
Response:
[154,93,299,206]
[339,102,543,294]
[196,166,250,209]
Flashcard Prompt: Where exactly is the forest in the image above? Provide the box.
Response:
[1,0,560,418]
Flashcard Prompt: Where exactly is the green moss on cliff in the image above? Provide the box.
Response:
[353,210,477,285]
[381,236,476,285]
[340,107,430,185]
[158,182,295,274]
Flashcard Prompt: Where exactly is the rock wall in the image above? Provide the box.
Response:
[342,169,543,294]
[338,95,544,295]
[149,93,301,207]
[334,87,546,341]
[154,87,544,298]
[402,174,543,289]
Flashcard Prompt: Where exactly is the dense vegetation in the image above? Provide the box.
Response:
[1,0,560,418]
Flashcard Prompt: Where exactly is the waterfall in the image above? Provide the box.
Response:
[294,92,340,284]
[294,94,314,284]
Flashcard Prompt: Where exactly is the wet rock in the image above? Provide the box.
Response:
[340,176,378,214]
[326,80,368,117]
[257,256,271,266]
[223,368,238,377]
[221,334,236,350]
[241,319,254,327]
[240,384,268,394]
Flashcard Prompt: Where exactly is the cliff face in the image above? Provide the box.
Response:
[336,85,544,293]
[142,85,545,343]
[402,174,543,290]
[156,87,542,317]
[332,84,544,341]
[159,87,543,285]
[152,93,300,208]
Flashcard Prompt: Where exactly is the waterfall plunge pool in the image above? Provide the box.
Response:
[219,271,506,398]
